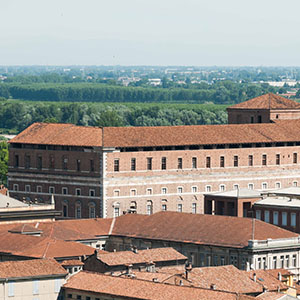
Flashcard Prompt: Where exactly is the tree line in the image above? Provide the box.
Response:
[0,100,227,133]
[0,81,282,104]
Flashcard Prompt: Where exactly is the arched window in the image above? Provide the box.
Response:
[147,200,153,215]
[75,201,81,219]
[62,200,68,218]
[113,202,120,218]
[89,202,96,218]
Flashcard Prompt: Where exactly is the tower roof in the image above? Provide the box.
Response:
[228,93,300,110]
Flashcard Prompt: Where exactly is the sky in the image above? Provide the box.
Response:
[0,0,300,66]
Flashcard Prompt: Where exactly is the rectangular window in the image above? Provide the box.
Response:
[292,255,297,267]
[62,156,68,170]
[37,155,42,170]
[273,256,277,269]
[33,280,39,295]
[276,154,280,165]
[273,211,278,225]
[192,186,197,193]
[293,153,298,164]
[14,155,19,168]
[248,155,253,166]
[37,186,42,193]
[146,188,152,195]
[114,190,120,197]
[192,157,197,169]
[286,255,290,268]
[178,158,183,169]
[8,282,14,297]
[262,182,268,190]
[206,185,212,192]
[291,213,296,227]
[49,155,55,169]
[264,210,270,223]
[233,184,239,190]
[76,188,81,196]
[76,159,81,171]
[89,189,95,197]
[192,203,197,214]
[114,159,120,172]
[49,186,55,194]
[25,185,31,192]
[248,183,254,190]
[62,187,68,195]
[282,212,287,226]
[147,157,152,170]
[177,187,183,193]
[293,181,298,187]
[161,157,167,170]
[13,184,19,191]
[76,204,81,219]
[177,204,183,212]
[256,210,261,220]
[131,158,136,171]
[280,256,284,269]
[262,154,267,166]
[90,159,95,172]
[206,156,211,168]
[25,154,31,169]
[162,204,167,211]
[54,279,61,293]
[162,187,167,194]
[275,182,281,189]
[130,189,137,196]
[233,155,238,167]
[147,202,153,215]
[220,156,225,168]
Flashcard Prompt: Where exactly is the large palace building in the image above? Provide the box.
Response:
[7,93,300,219]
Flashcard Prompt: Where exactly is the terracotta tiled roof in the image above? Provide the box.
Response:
[97,247,187,266]
[112,212,298,248]
[228,93,300,110]
[10,118,300,148]
[9,224,43,234]
[61,259,84,266]
[162,265,263,294]
[247,270,288,292]
[256,292,287,300]
[0,231,94,259]
[10,122,102,147]
[63,271,255,300]
[0,259,67,279]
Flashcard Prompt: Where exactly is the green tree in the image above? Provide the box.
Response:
[0,141,8,185]
[96,111,124,127]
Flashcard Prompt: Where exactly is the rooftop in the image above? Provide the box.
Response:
[10,118,300,148]
[254,196,300,208]
[228,93,300,110]
[0,193,29,208]
[63,271,254,300]
[111,212,299,248]
[204,188,261,199]
[0,259,67,280]
[97,247,187,266]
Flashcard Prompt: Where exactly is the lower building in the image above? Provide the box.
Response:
[0,259,67,300]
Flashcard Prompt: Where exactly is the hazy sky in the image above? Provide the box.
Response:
[1,0,300,66]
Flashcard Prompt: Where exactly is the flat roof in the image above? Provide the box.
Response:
[255,196,300,208]
[204,188,261,199]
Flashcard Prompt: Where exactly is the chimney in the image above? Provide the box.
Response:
[185,262,192,280]
[179,280,183,286]
[126,264,133,275]
[152,278,158,283]
[253,273,257,282]
[278,272,282,281]
[210,284,216,290]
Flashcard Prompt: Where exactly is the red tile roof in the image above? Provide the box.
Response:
[228,93,300,110]
[10,122,102,147]
[10,118,300,148]
[0,259,67,279]
[97,247,187,266]
[61,259,84,266]
[247,270,288,292]
[63,271,255,300]
[256,292,287,300]
[112,212,298,248]
[0,231,95,259]
[163,265,263,294]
